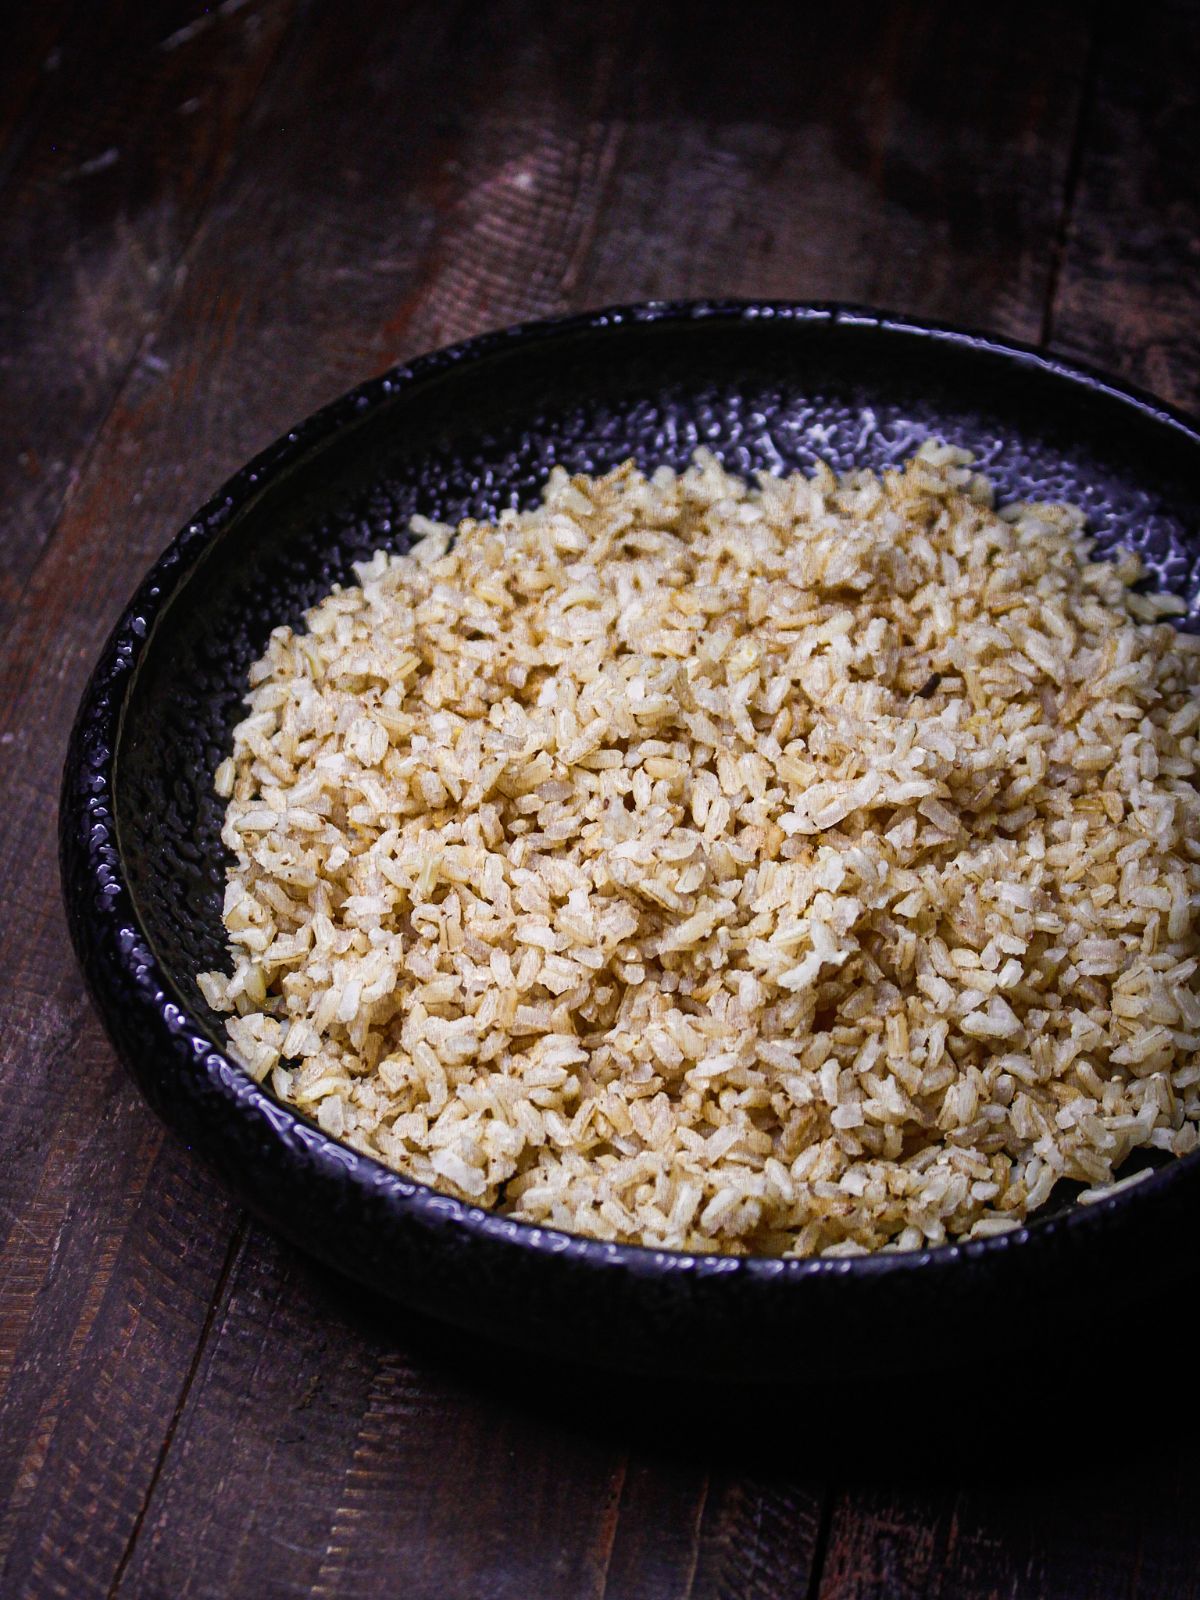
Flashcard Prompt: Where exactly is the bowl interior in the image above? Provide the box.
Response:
[115,310,1200,1064]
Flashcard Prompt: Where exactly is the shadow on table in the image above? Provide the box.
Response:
[317,1257,1196,1485]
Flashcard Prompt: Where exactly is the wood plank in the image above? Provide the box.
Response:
[818,13,1200,1596]
[0,3,304,1594]
[116,1231,629,1600]
[575,0,1091,341]
[603,1453,827,1600]
[0,0,1104,1594]
[0,0,84,187]
[0,1117,242,1598]
[0,3,647,1592]
[600,1459,713,1599]
[1047,0,1200,414]
[81,5,1091,1596]
[819,1435,1200,1600]
[687,1475,826,1600]
[0,0,297,629]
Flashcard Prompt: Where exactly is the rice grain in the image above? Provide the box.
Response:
[200,444,1200,1255]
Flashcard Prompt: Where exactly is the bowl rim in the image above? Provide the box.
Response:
[61,296,1200,1286]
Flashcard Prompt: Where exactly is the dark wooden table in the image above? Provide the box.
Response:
[3,3,1199,1595]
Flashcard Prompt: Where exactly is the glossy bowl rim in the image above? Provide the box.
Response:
[61,297,1200,1288]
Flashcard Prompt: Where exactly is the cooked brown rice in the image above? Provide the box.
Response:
[199,444,1200,1256]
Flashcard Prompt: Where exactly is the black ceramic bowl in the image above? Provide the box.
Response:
[61,302,1200,1380]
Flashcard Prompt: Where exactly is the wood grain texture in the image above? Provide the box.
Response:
[819,1446,1200,1600]
[90,5,1093,1596]
[0,0,296,627]
[0,4,691,1594]
[0,3,300,1594]
[115,1232,634,1600]
[575,0,1091,337]
[1048,0,1200,415]
[1,0,1198,1596]
[0,0,84,189]
[815,10,1200,1595]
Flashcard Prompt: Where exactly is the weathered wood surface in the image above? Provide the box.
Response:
[0,2,1197,1596]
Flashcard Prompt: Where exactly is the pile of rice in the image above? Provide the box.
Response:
[199,443,1200,1256]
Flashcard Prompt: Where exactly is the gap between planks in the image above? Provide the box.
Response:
[105,1216,249,1600]
[1037,4,1105,351]
[803,1487,836,1600]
